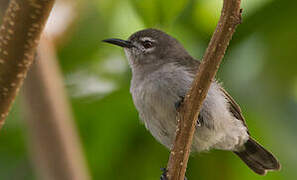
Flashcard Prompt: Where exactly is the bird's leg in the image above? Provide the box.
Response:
[160,168,188,180]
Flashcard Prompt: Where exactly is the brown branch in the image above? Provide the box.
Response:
[166,0,242,180]
[0,0,55,129]
[0,0,9,17]
[23,37,90,180]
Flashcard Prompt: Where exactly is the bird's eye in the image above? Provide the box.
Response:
[142,40,153,49]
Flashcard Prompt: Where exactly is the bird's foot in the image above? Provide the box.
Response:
[174,100,182,110]
[160,168,187,180]
[175,96,202,128]
[196,114,203,127]
[160,168,168,180]
[175,96,185,110]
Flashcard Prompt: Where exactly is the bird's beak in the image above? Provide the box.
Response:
[102,38,135,48]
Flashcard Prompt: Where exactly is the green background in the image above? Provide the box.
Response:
[1,0,297,179]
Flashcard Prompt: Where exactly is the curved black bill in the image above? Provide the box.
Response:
[102,38,134,48]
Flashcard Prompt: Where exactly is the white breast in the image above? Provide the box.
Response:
[130,63,249,152]
[130,63,193,148]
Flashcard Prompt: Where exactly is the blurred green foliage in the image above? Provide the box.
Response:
[1,0,297,179]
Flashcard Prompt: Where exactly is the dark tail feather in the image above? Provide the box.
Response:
[234,138,281,175]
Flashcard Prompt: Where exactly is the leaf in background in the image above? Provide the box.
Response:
[193,0,221,33]
[130,0,189,27]
[109,0,145,37]
[159,0,189,26]
[58,5,104,72]
[129,0,159,27]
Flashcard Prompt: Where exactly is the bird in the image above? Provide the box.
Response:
[103,28,280,176]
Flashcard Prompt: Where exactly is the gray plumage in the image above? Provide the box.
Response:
[103,28,280,175]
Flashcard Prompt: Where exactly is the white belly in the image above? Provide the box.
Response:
[192,83,249,152]
[130,65,249,152]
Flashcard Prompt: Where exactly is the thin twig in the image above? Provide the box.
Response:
[166,0,242,179]
[0,0,55,129]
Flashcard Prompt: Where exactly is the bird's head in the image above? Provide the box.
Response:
[103,28,190,67]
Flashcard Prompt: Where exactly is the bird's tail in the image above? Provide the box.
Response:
[234,138,281,175]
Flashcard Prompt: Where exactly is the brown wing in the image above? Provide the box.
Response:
[219,86,249,133]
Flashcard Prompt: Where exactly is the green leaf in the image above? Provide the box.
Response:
[130,0,189,27]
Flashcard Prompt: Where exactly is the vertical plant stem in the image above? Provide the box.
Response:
[166,0,242,180]
[0,0,55,128]
[23,37,90,180]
